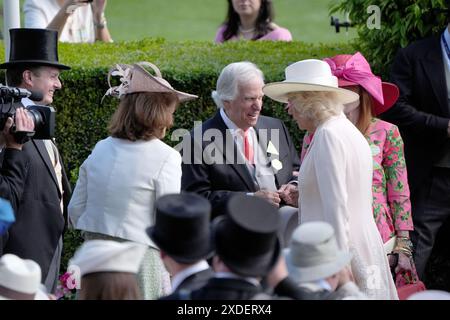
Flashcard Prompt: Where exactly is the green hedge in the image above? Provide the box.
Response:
[1,38,354,271]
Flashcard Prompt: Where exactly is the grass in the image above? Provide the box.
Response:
[0,0,356,44]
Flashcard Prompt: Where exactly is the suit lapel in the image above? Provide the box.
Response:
[423,36,448,115]
[210,112,255,190]
[32,139,61,198]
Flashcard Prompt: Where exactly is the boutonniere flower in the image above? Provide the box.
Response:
[266,140,279,155]
[266,140,283,171]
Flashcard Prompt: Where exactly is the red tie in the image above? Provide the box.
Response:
[243,130,254,164]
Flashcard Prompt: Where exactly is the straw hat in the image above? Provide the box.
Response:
[323,52,399,115]
[263,59,359,104]
[104,62,198,102]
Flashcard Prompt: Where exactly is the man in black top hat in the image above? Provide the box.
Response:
[0,28,71,293]
[165,194,282,300]
[147,193,214,299]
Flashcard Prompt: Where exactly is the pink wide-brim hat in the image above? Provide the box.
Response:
[323,52,399,116]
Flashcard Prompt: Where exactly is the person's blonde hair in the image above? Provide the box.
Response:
[108,92,178,141]
[289,91,343,126]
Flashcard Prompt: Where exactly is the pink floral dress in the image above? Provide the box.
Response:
[301,118,417,286]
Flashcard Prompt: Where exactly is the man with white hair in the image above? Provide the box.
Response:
[181,61,300,245]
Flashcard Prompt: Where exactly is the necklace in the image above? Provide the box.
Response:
[239,26,255,34]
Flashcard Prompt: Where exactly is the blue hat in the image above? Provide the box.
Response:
[0,198,15,236]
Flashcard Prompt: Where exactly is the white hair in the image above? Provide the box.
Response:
[211,61,264,109]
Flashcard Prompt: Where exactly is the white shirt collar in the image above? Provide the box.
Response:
[441,27,450,70]
[171,260,210,292]
[214,271,260,286]
[219,108,255,136]
[21,97,34,107]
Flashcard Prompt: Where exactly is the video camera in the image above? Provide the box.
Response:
[0,85,56,140]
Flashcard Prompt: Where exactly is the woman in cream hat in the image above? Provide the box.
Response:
[300,52,418,289]
[263,59,398,299]
[68,62,197,300]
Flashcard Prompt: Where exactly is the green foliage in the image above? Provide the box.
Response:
[0,39,354,271]
[330,0,448,78]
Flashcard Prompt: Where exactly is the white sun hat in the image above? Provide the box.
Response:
[0,254,43,300]
[263,59,360,104]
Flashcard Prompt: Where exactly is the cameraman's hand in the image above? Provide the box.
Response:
[4,108,34,150]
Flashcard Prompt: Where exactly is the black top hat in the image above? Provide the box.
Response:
[213,194,281,278]
[0,28,70,70]
[147,193,214,264]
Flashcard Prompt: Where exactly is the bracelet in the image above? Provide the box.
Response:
[94,13,107,29]
[395,236,413,250]
[393,246,412,257]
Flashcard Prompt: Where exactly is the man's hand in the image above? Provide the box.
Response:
[278,183,299,207]
[254,189,281,207]
[3,108,34,150]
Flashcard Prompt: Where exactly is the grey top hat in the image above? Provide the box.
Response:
[284,221,352,283]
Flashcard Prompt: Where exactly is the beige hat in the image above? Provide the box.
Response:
[263,59,359,104]
[69,240,146,277]
[284,221,352,283]
[104,61,198,102]
[0,254,43,300]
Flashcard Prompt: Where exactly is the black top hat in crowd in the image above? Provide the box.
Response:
[147,193,214,264]
[0,28,70,70]
[213,194,281,278]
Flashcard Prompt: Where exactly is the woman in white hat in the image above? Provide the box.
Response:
[68,62,197,300]
[263,59,398,299]
[69,240,146,300]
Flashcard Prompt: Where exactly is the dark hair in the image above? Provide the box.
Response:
[108,92,178,141]
[5,65,42,87]
[222,0,274,41]
[78,272,141,300]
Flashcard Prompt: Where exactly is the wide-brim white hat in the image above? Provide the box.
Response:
[263,59,360,104]
[69,240,147,277]
[0,254,42,300]
[284,221,352,283]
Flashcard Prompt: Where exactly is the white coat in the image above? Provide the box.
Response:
[68,137,181,248]
[299,113,398,300]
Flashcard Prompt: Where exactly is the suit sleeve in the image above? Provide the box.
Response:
[181,133,246,218]
[0,148,30,213]
[383,47,449,134]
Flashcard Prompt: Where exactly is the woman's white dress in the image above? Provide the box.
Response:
[298,113,398,300]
